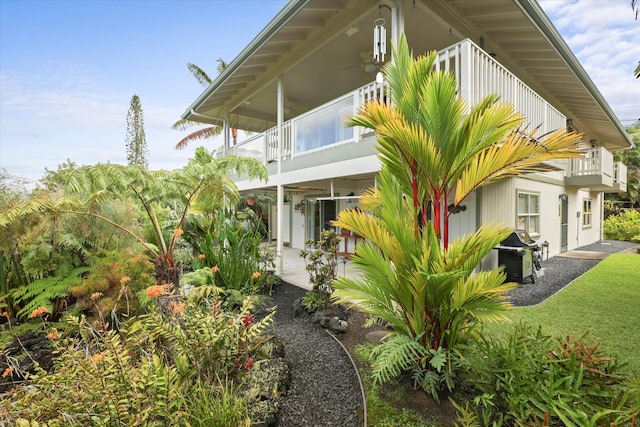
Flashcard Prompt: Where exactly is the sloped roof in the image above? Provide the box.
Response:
[183,0,633,151]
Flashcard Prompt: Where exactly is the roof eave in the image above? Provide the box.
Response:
[181,0,309,121]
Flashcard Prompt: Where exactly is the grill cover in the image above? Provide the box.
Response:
[500,230,538,248]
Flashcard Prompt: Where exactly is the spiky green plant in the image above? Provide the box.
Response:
[333,170,516,399]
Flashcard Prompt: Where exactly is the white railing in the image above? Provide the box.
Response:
[265,121,293,161]
[614,162,627,186]
[568,147,613,178]
[435,39,566,138]
[233,38,566,164]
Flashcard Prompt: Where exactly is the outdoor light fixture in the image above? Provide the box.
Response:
[376,71,384,84]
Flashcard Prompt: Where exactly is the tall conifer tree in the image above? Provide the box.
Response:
[125,94,149,168]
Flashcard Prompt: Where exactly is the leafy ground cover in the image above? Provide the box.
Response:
[494,253,640,374]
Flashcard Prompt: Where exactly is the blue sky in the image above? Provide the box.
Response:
[1,0,638,186]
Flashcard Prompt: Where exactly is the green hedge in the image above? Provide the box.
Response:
[603,209,640,242]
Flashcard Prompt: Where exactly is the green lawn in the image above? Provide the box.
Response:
[494,253,640,374]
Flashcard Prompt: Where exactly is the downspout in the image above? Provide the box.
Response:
[189,109,229,155]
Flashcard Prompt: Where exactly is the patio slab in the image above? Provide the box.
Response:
[555,250,610,260]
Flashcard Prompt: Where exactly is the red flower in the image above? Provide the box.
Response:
[244,358,254,370]
[242,313,256,327]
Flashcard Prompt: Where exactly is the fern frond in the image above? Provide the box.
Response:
[370,333,428,385]
[13,266,91,319]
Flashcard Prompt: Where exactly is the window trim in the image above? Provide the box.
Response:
[582,198,592,228]
[516,190,540,236]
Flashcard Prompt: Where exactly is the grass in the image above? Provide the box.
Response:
[492,253,640,374]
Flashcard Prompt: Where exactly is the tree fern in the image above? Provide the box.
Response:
[12,266,91,319]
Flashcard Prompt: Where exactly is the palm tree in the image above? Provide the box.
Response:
[331,35,583,398]
[173,59,233,150]
[346,35,582,249]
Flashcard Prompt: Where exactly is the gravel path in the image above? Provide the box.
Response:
[268,240,638,425]
[506,240,639,306]
[269,284,362,427]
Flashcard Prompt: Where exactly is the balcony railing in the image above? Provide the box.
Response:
[434,40,567,138]
[569,147,613,178]
[613,161,628,192]
[565,147,627,191]
[230,38,566,164]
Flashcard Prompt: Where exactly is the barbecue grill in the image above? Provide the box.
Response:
[495,230,540,284]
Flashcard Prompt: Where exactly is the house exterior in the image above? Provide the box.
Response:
[181,0,633,272]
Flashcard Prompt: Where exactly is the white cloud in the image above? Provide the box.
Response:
[539,0,640,124]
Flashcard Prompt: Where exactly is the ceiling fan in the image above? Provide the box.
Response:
[344,51,380,80]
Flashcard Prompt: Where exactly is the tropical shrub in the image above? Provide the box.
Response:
[0,149,268,291]
[71,250,155,327]
[458,322,639,426]
[184,207,272,294]
[603,209,640,241]
[0,286,274,425]
[333,170,517,400]
[12,265,90,320]
[332,34,581,400]
[299,229,341,309]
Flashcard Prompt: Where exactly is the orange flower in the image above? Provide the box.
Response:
[1,366,13,378]
[170,301,185,314]
[145,284,170,298]
[90,292,103,301]
[120,275,131,285]
[91,352,106,364]
[211,266,220,273]
[198,253,206,260]
[252,271,261,279]
[48,330,58,340]
[29,306,50,319]
[173,228,184,237]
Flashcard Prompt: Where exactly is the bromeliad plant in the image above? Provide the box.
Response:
[332,35,583,399]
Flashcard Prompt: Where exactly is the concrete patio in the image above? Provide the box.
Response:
[274,246,362,290]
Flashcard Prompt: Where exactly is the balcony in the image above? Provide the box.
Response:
[565,147,626,192]
[227,38,566,169]
[612,161,628,192]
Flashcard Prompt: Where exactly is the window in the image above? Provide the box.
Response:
[295,95,354,153]
[517,192,539,234]
[583,199,592,227]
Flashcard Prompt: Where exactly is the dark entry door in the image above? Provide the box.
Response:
[560,194,568,252]
[312,199,336,243]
